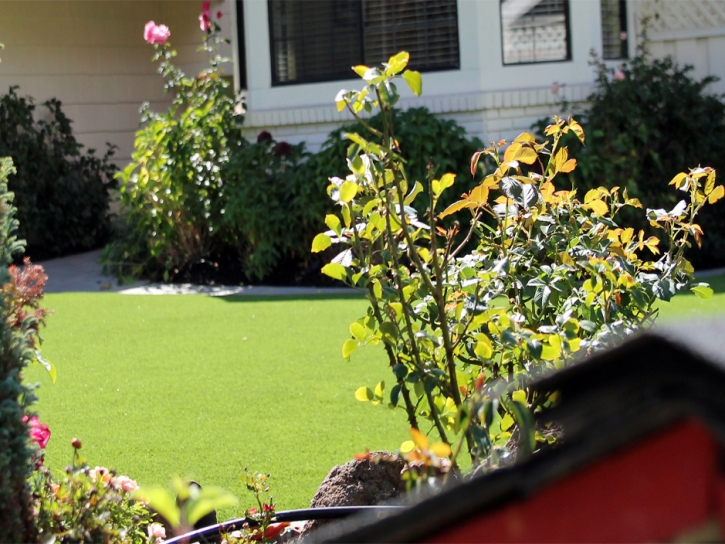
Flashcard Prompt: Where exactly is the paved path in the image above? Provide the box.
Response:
[36,249,725,295]
[38,250,355,296]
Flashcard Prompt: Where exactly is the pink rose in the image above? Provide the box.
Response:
[89,466,112,484]
[614,70,626,81]
[24,415,50,449]
[201,1,211,11]
[148,523,166,542]
[144,21,171,45]
[199,11,211,31]
[620,31,628,41]
[217,11,223,19]
[114,475,139,493]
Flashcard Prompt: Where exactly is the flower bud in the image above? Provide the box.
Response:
[71,437,82,449]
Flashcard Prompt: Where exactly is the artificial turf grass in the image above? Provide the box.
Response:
[25,292,408,519]
[24,276,725,520]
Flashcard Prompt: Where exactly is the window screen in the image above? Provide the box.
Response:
[268,0,459,85]
[500,0,571,65]
[601,0,628,60]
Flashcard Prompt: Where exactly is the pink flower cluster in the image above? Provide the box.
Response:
[614,70,626,81]
[24,415,50,449]
[144,21,171,45]
[199,1,223,32]
[148,523,166,542]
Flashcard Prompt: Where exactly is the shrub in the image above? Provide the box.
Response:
[535,39,725,269]
[0,87,118,258]
[219,106,484,283]
[31,457,154,543]
[314,53,722,470]
[0,157,38,541]
[106,16,245,282]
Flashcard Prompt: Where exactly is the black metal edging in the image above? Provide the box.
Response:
[162,506,404,544]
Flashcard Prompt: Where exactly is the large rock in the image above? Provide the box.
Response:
[303,452,406,533]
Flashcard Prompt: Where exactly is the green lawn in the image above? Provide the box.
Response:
[25,293,407,518]
[25,275,724,518]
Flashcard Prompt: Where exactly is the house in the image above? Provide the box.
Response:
[310,319,725,543]
[1,0,725,167]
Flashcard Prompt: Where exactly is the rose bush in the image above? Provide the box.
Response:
[313,52,722,471]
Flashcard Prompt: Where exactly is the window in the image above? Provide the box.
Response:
[500,0,571,65]
[600,0,628,60]
[267,0,460,85]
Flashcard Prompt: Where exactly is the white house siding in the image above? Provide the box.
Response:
[636,0,725,94]
[0,0,235,167]
[239,0,603,149]
[239,0,725,151]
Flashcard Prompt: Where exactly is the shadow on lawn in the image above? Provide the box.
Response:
[218,292,365,303]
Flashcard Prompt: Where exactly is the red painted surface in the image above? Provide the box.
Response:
[425,420,718,543]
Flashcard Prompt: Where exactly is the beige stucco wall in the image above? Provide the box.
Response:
[0,0,234,167]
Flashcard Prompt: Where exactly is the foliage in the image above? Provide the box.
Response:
[534,39,725,269]
[313,106,485,213]
[107,11,481,284]
[136,476,237,539]
[0,156,38,541]
[315,53,721,470]
[222,136,328,281]
[0,87,118,257]
[31,449,153,543]
[107,17,244,281]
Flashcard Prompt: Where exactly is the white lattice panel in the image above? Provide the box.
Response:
[637,0,725,35]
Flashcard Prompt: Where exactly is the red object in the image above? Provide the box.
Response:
[425,420,719,543]
[250,522,290,541]
[71,437,82,449]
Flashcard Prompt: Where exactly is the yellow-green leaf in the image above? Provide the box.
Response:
[409,427,429,449]
[691,284,714,299]
[355,386,374,401]
[352,65,369,78]
[311,233,332,253]
[585,199,608,216]
[350,322,366,342]
[339,181,359,203]
[474,333,493,359]
[514,132,536,143]
[512,390,527,404]
[325,214,341,234]
[469,184,489,205]
[541,344,560,361]
[387,51,410,74]
[134,488,180,527]
[500,413,514,431]
[430,442,452,457]
[705,171,716,194]
[439,199,471,219]
[321,263,347,280]
[560,158,577,173]
[402,69,422,96]
[708,185,724,204]
[343,339,358,358]
[400,440,415,453]
[669,172,688,188]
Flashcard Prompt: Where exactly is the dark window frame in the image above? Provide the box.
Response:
[601,0,629,60]
[266,0,460,87]
[236,0,247,89]
[499,0,572,67]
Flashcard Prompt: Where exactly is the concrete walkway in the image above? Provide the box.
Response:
[37,250,355,296]
[36,249,725,295]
